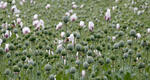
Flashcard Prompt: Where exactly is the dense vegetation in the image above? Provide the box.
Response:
[0,0,150,80]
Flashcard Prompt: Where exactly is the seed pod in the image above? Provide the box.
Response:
[87,56,94,64]
[61,49,67,56]
[49,74,55,80]
[99,59,104,65]
[138,63,145,69]
[37,71,41,76]
[106,58,111,64]
[75,44,82,51]
[6,52,11,58]
[44,64,52,72]
[4,69,11,75]
[123,53,128,59]
[23,64,28,70]
[136,53,141,58]
[127,40,132,46]
[63,16,69,24]
[128,49,134,55]
[113,43,119,49]
[119,40,124,47]
[83,62,89,69]
[130,29,136,37]
[87,50,92,56]
[70,67,76,74]
[13,65,20,72]
[0,48,4,55]
[67,44,74,51]
[75,60,80,65]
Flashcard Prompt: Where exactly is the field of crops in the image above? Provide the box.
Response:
[0,0,150,80]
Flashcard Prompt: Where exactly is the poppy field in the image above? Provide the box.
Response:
[0,0,150,80]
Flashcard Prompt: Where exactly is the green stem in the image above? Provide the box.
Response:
[130,56,132,71]
[146,50,148,64]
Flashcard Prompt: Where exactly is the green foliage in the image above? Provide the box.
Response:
[0,0,150,80]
